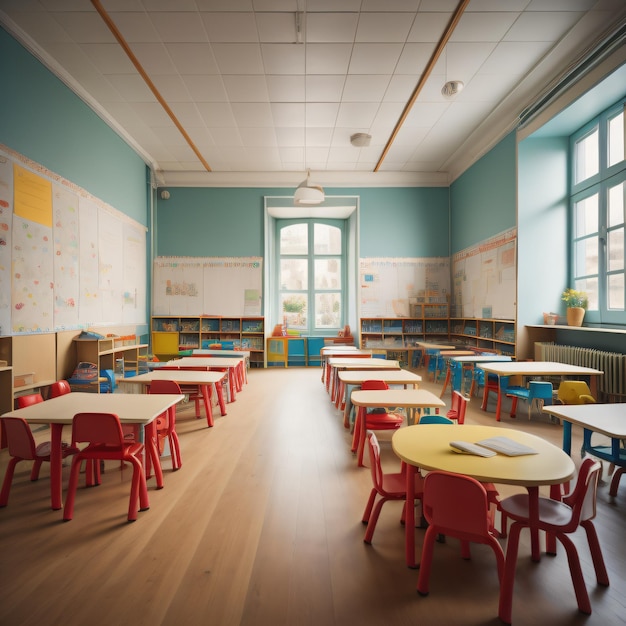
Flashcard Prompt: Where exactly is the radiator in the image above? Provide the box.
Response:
[536,342,626,401]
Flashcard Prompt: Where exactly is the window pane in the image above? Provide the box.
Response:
[608,273,624,310]
[314,258,341,289]
[608,227,624,272]
[574,194,598,237]
[574,236,598,276]
[315,293,341,329]
[608,181,624,228]
[280,259,308,289]
[280,224,308,255]
[280,293,307,329]
[574,127,599,183]
[608,110,624,167]
[575,277,598,310]
[314,223,342,254]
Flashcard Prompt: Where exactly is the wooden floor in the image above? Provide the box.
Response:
[1,366,625,626]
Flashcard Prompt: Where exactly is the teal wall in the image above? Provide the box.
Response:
[449,131,517,253]
[0,27,148,226]
[155,185,450,258]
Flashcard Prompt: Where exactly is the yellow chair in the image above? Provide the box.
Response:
[556,381,596,405]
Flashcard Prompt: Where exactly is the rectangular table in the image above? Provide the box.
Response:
[337,369,422,428]
[327,357,400,406]
[320,348,372,387]
[476,361,604,421]
[167,356,244,402]
[1,392,184,510]
[118,369,227,426]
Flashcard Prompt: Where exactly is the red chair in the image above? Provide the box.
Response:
[0,417,79,506]
[362,431,424,544]
[63,412,149,522]
[352,380,404,467]
[416,470,505,597]
[158,366,214,426]
[498,458,609,623]
[446,390,469,424]
[49,380,71,398]
[148,380,182,472]
[17,393,44,408]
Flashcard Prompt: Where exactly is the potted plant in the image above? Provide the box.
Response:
[562,288,588,326]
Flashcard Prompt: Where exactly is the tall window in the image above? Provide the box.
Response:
[570,101,626,323]
[277,219,345,333]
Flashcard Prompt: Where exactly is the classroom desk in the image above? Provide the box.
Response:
[327,357,400,406]
[444,354,513,397]
[1,392,184,510]
[338,369,422,428]
[477,361,604,422]
[351,389,446,467]
[437,350,476,396]
[392,423,575,623]
[167,356,244,402]
[117,369,227,426]
[320,348,371,387]
[192,349,250,382]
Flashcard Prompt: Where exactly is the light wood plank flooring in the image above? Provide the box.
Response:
[1,366,625,626]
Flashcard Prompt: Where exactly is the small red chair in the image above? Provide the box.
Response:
[49,380,71,398]
[16,393,44,408]
[158,366,215,426]
[63,412,149,522]
[498,458,608,622]
[446,390,469,424]
[148,379,183,471]
[0,417,79,506]
[416,470,505,597]
[352,380,404,467]
[362,431,424,544]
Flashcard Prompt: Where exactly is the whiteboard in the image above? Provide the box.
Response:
[0,144,147,334]
[452,228,517,320]
[153,257,263,317]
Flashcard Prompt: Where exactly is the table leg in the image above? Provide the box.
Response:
[562,420,573,456]
[495,383,503,422]
[201,384,214,427]
[405,464,418,568]
[215,381,227,416]
[50,424,64,510]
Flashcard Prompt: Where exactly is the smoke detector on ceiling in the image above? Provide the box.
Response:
[350,133,372,148]
[441,80,464,98]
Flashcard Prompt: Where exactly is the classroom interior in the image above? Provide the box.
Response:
[1,3,626,625]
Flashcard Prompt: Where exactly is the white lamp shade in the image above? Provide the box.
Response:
[294,171,325,205]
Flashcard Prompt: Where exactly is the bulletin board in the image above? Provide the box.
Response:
[0,144,147,335]
[451,228,517,320]
[359,257,450,317]
[152,256,263,317]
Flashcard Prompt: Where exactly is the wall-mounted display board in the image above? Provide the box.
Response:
[153,257,263,317]
[0,145,147,335]
[451,228,517,320]
[359,257,450,318]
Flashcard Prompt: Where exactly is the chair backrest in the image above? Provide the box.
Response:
[562,458,602,529]
[71,412,124,446]
[366,432,385,493]
[16,393,44,408]
[419,414,454,425]
[528,381,553,400]
[557,381,595,404]
[361,379,389,391]
[449,390,469,424]
[100,369,116,393]
[148,379,182,395]
[2,417,37,460]
[422,471,491,538]
[49,380,71,398]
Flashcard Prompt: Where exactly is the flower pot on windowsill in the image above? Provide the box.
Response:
[566,307,585,327]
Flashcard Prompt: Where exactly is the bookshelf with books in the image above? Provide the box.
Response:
[151,316,265,366]
[449,318,516,356]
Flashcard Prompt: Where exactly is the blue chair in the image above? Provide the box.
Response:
[506,381,553,419]
[99,369,117,393]
[419,414,454,425]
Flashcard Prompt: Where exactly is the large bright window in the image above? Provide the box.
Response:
[570,101,626,323]
[277,220,345,333]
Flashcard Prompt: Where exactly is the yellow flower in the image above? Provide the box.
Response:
[561,288,588,309]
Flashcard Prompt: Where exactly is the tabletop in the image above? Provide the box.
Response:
[2,392,184,425]
[451,354,513,363]
[118,370,226,387]
[168,356,243,368]
[191,349,249,358]
[477,361,603,377]
[351,388,445,410]
[337,369,422,385]
[328,357,400,368]
[415,341,456,350]
[392,424,575,486]
[543,403,626,438]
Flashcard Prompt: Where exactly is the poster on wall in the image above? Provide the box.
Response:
[0,144,148,334]
[153,257,263,317]
[359,257,450,317]
[452,228,517,320]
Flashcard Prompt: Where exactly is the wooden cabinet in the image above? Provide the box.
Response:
[73,337,149,388]
[449,318,516,356]
[151,316,265,367]
[0,336,13,417]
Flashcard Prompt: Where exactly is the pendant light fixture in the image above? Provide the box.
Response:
[294,169,325,205]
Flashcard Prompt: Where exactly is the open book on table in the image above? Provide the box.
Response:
[450,436,538,457]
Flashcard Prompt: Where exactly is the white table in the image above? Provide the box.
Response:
[1,392,184,510]
[327,357,400,406]
[167,356,244,402]
[477,361,604,421]
[118,369,227,426]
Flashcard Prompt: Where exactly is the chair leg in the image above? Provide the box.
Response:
[609,467,625,497]
[509,397,518,418]
[498,521,523,624]
[581,520,610,586]
[416,525,438,596]
[63,456,84,521]
[30,459,44,481]
[362,488,377,525]
[363,496,388,544]
[0,458,20,506]
[557,533,591,614]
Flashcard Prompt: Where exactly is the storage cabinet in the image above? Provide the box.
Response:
[151,316,265,367]
[449,318,516,356]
